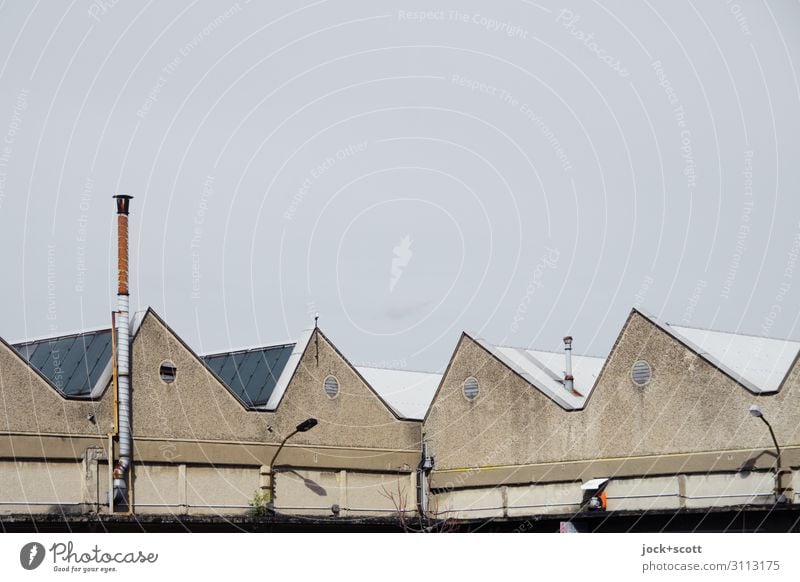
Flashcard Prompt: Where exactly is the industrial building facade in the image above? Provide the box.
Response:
[1,199,799,532]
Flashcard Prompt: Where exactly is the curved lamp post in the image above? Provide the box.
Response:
[268,418,318,511]
[749,405,788,503]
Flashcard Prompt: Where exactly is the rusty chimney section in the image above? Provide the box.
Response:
[563,336,574,393]
[115,195,131,296]
[112,194,133,509]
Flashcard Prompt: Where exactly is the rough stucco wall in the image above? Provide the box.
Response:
[425,312,800,471]
[131,311,272,442]
[0,460,84,510]
[185,465,257,515]
[133,464,182,508]
[435,487,504,520]
[604,476,681,512]
[0,340,113,436]
[278,331,420,451]
[505,481,582,516]
[274,469,413,516]
[583,312,800,458]
[274,469,342,515]
[344,471,415,514]
[424,334,587,471]
[131,311,420,451]
[683,472,774,508]
[2,313,419,517]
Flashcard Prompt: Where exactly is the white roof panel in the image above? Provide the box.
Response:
[470,335,605,410]
[670,325,800,393]
[527,349,605,397]
[357,367,441,420]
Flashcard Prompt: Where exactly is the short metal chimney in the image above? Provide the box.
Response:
[112,195,133,509]
[563,336,574,393]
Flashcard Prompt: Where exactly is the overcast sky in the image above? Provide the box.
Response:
[1,1,799,372]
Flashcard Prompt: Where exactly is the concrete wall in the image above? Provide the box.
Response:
[432,470,781,520]
[425,311,800,474]
[683,472,775,508]
[0,338,114,435]
[506,481,583,517]
[131,463,414,517]
[1,310,422,518]
[605,476,681,512]
[0,456,415,518]
[435,487,505,520]
[273,469,414,517]
[131,310,421,451]
[133,463,255,516]
[0,451,108,515]
[185,466,257,515]
[4,306,798,522]
[0,460,83,513]
[423,310,799,520]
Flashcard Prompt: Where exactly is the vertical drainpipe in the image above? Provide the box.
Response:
[417,439,433,517]
[112,195,133,508]
[563,335,574,393]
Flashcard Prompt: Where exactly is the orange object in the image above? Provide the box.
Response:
[117,214,128,295]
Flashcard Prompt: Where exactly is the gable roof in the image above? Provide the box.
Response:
[470,335,605,410]
[636,309,800,394]
[202,343,295,407]
[356,366,442,420]
[11,329,112,398]
[6,309,150,400]
[136,307,314,412]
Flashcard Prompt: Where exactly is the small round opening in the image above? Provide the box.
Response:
[463,377,479,400]
[631,360,652,387]
[159,361,177,384]
[324,375,339,398]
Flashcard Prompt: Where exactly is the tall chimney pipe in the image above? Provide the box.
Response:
[563,336,574,393]
[112,195,133,508]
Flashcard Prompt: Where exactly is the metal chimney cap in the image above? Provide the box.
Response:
[563,336,573,345]
[113,195,133,214]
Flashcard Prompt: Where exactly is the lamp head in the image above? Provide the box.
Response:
[749,404,763,418]
[296,418,318,432]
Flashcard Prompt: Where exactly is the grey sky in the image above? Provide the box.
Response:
[1,0,799,372]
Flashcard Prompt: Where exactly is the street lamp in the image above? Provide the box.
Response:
[268,418,318,510]
[749,405,787,503]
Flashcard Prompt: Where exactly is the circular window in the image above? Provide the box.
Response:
[631,360,652,386]
[159,361,177,384]
[463,377,479,400]
[323,375,339,398]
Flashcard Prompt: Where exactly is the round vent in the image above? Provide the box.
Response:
[631,360,652,386]
[463,377,479,400]
[159,361,177,384]
[323,375,339,398]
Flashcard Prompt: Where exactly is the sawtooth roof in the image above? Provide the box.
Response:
[202,343,296,407]
[356,366,442,420]
[470,334,605,410]
[12,329,112,398]
[634,309,800,394]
